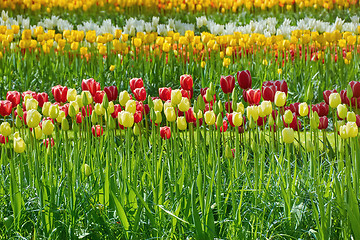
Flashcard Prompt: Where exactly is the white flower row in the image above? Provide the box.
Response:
[1,10,360,39]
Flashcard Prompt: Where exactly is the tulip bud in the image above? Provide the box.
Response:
[107,101,114,114]
[197,94,205,111]
[236,102,244,114]
[225,145,233,159]
[283,110,293,124]
[13,132,26,153]
[61,118,69,131]
[216,114,223,128]
[310,111,320,130]
[155,111,162,124]
[69,102,79,118]
[133,124,140,136]
[337,104,347,119]
[125,100,136,114]
[0,122,11,137]
[26,109,42,128]
[217,101,223,113]
[329,93,341,108]
[171,89,182,106]
[42,120,54,135]
[34,126,42,139]
[282,127,294,143]
[347,84,353,99]
[339,125,348,139]
[91,111,98,124]
[204,111,216,125]
[81,91,92,106]
[15,116,23,128]
[49,104,59,119]
[42,102,51,117]
[177,116,187,130]
[95,103,105,116]
[84,164,91,177]
[67,88,77,102]
[102,94,109,109]
[16,104,24,117]
[346,122,358,138]
[26,98,38,111]
[232,112,243,127]
[150,109,156,122]
[153,99,163,112]
[274,91,286,107]
[165,107,176,122]
[147,95,154,109]
[76,95,84,108]
[56,111,65,123]
[121,111,134,128]
[209,82,215,96]
[178,97,190,112]
[299,102,309,117]
[260,101,272,116]
[347,111,356,122]
[205,89,213,103]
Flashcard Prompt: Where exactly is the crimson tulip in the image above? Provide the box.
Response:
[274,80,288,95]
[6,91,21,108]
[246,89,261,105]
[323,89,337,105]
[160,126,171,140]
[104,86,118,102]
[129,78,144,92]
[60,103,69,117]
[134,111,143,123]
[216,120,228,132]
[144,104,150,115]
[82,78,101,97]
[94,90,106,104]
[340,90,350,105]
[181,89,193,99]
[22,90,37,100]
[180,74,193,91]
[0,100,12,117]
[92,125,104,137]
[225,101,233,113]
[43,138,55,148]
[76,113,83,124]
[312,102,329,117]
[52,85,68,103]
[111,104,122,118]
[227,113,235,127]
[349,81,360,98]
[133,87,146,101]
[237,70,252,89]
[82,104,93,117]
[159,87,172,101]
[318,116,328,130]
[220,75,235,94]
[185,108,196,123]
[36,92,49,107]
[289,102,300,116]
[356,115,360,127]
[0,134,8,144]
[261,84,276,102]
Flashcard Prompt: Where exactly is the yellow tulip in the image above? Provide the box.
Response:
[67,88,77,102]
[171,89,182,106]
[329,93,341,108]
[282,128,295,143]
[232,112,243,127]
[283,110,293,124]
[26,109,42,128]
[49,104,59,119]
[42,120,54,135]
[165,107,176,122]
[337,104,347,119]
[13,132,26,153]
[119,90,130,106]
[125,100,136,114]
[0,122,11,137]
[178,97,190,112]
[153,99,163,112]
[176,116,187,130]
[299,102,309,117]
[274,91,286,107]
[204,111,216,125]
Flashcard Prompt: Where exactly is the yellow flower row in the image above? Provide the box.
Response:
[0,0,357,12]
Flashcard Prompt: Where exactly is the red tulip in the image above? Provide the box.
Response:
[237,70,252,89]
[246,89,261,105]
[22,90,37,100]
[216,120,228,132]
[118,123,125,130]
[225,101,233,113]
[356,115,360,127]
[340,90,350,105]
[133,87,147,101]
[350,97,360,109]
[318,116,328,130]
[60,103,69,117]
[181,88,193,99]
[185,108,196,123]
[312,102,329,117]
[144,104,150,115]
[220,75,235,94]
[180,74,193,91]
[349,81,360,98]
[261,84,276,102]
[0,100,12,117]
[323,89,337,105]
[52,85,68,103]
[104,86,118,102]
[36,92,49,107]
[6,91,21,108]
[227,113,235,127]
[82,104,93,117]
[160,126,171,140]
[76,113,83,124]
[136,101,144,113]
[200,88,208,96]
[257,116,267,127]
[111,104,122,118]
[289,102,300,116]
[274,80,288,95]
[0,134,8,144]
[94,90,106,104]
[92,125,104,137]
[129,78,144,92]
[134,111,143,123]
[159,87,172,101]
[82,78,101,97]
[43,138,55,148]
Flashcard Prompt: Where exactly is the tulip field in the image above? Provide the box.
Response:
[1,1,360,239]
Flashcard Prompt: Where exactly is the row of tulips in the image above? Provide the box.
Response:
[1,71,360,238]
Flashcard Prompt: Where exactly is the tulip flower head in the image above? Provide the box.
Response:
[299,102,309,117]
[92,125,104,137]
[237,70,252,89]
[26,109,42,128]
[180,74,193,91]
[282,127,295,144]
[13,132,26,153]
[119,91,130,106]
[42,120,54,135]
[274,91,286,107]
[6,91,21,108]
[177,116,187,130]
[220,75,235,94]
[0,122,11,137]
[160,126,171,140]
[67,88,77,102]
[329,93,341,108]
